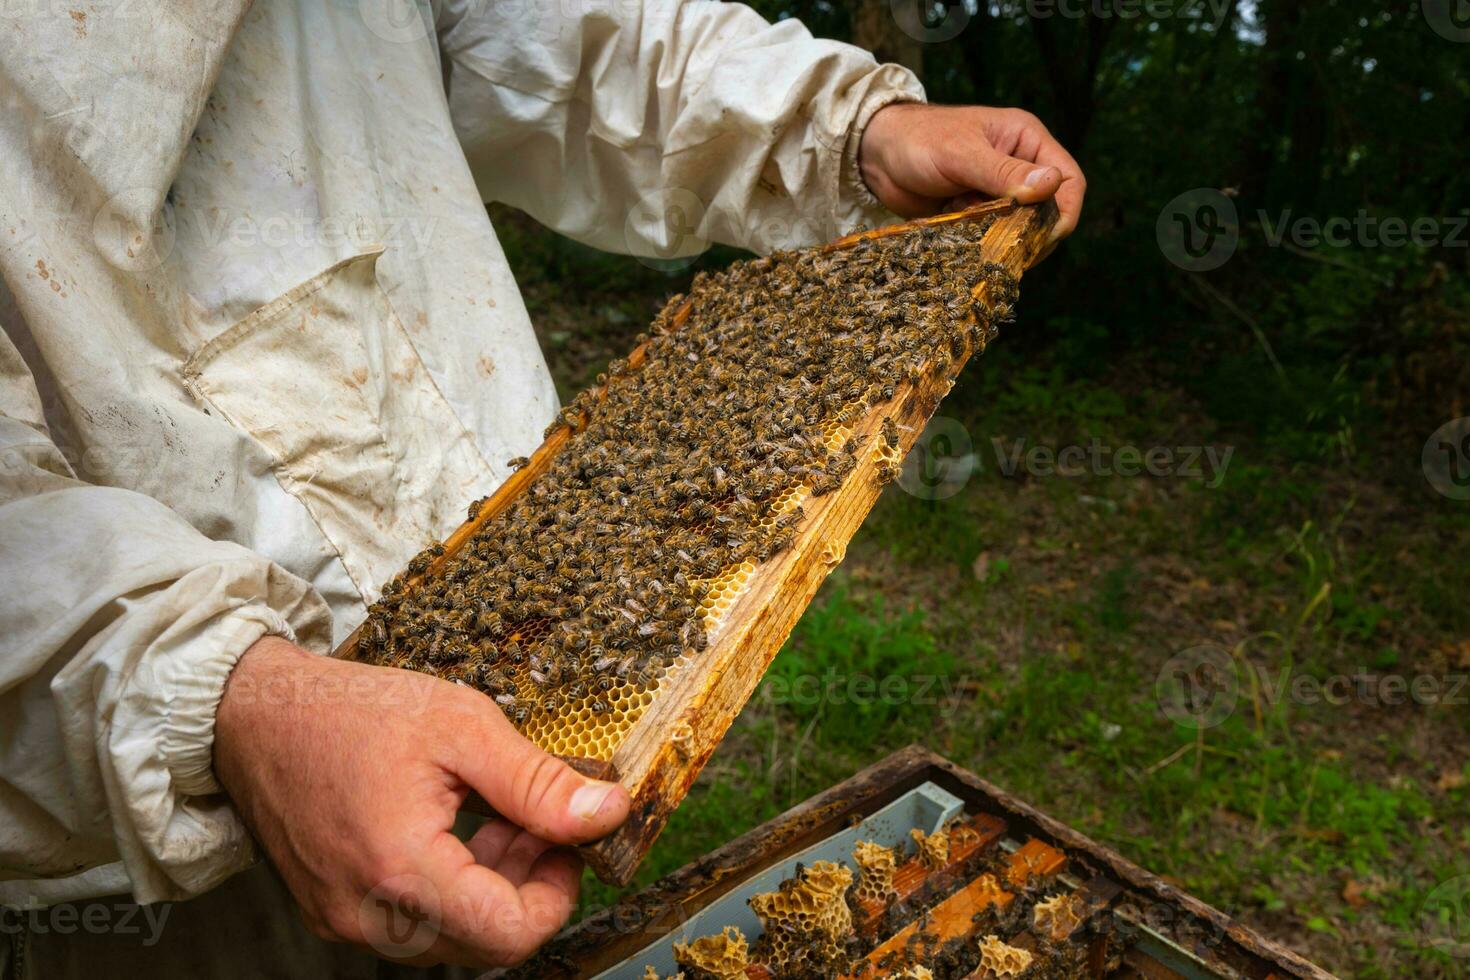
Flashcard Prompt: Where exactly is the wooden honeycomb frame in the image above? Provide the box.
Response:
[334,199,1058,884]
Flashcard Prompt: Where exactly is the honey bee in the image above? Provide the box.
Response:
[809,473,838,496]
[367,616,388,648]
[508,456,530,470]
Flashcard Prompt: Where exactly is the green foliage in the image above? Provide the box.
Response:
[760,576,955,745]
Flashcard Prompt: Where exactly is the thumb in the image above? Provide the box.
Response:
[451,702,631,845]
[940,138,1062,205]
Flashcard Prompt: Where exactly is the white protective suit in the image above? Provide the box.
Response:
[0,0,922,973]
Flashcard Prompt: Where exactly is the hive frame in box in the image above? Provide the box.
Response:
[504,747,1340,980]
[333,199,1057,885]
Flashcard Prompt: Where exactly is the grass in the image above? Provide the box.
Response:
[494,205,1470,978]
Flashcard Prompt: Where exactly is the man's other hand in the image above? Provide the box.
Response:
[859,103,1086,244]
[213,636,630,968]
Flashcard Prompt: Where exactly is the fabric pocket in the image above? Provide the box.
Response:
[182,249,495,600]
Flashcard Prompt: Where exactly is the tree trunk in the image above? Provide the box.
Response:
[853,0,924,79]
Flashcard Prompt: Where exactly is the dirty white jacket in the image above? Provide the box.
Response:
[0,0,922,908]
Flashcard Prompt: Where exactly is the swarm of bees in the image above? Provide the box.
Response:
[355,219,1018,744]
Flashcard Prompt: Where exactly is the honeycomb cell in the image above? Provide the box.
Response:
[851,840,899,906]
[821,420,853,449]
[749,861,854,975]
[895,968,934,980]
[871,439,902,467]
[909,827,949,871]
[977,934,1033,977]
[692,560,757,634]
[949,821,982,850]
[672,925,749,980]
[766,487,805,518]
[510,643,688,761]
[1032,892,1083,941]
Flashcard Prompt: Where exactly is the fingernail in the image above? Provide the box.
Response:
[1024,167,1055,188]
[569,782,616,822]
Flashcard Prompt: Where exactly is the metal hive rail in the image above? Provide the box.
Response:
[335,200,1058,884]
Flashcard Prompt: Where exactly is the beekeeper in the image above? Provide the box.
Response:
[0,0,1082,974]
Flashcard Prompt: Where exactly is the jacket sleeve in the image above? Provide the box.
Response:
[0,330,333,906]
[437,0,925,255]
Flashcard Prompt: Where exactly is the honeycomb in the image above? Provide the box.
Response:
[672,926,749,980]
[894,968,934,980]
[1031,892,1083,942]
[948,821,982,850]
[641,968,682,980]
[356,218,1019,765]
[909,826,949,871]
[851,840,899,906]
[515,632,665,759]
[976,934,1033,977]
[749,861,855,975]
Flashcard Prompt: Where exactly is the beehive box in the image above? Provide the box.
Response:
[504,748,1338,980]
[334,200,1056,884]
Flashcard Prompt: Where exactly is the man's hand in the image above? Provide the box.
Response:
[213,636,630,968]
[859,103,1086,243]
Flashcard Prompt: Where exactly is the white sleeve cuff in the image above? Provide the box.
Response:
[157,604,298,798]
[69,553,332,903]
[842,81,926,213]
[839,67,926,227]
